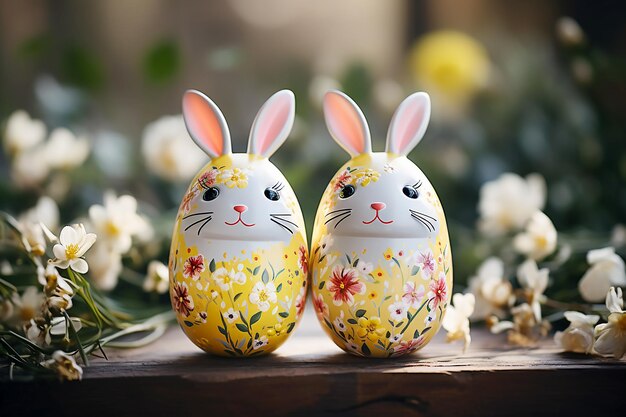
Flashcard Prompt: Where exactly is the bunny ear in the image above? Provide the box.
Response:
[385,92,431,156]
[247,90,295,158]
[323,90,371,157]
[182,90,232,158]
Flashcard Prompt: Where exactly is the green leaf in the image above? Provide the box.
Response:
[392,257,401,270]
[347,318,358,325]
[355,309,366,318]
[414,329,420,339]
[276,283,283,293]
[253,266,260,275]
[262,269,269,284]
[287,322,296,333]
[235,323,249,333]
[352,258,359,267]
[318,281,325,290]
[218,326,227,336]
[209,259,216,273]
[411,265,420,276]
[361,343,371,356]
[250,311,262,325]
[143,40,180,83]
[346,254,352,264]
[184,320,194,327]
[233,292,242,302]
[278,311,289,318]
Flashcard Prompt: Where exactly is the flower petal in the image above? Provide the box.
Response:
[70,258,89,274]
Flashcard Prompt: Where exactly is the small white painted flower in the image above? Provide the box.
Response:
[212,268,246,291]
[3,110,46,155]
[223,308,239,324]
[141,115,207,182]
[333,312,347,332]
[198,311,208,323]
[513,211,557,261]
[517,259,549,321]
[442,293,475,352]
[356,260,373,276]
[85,241,123,291]
[593,287,626,359]
[554,311,599,354]
[390,333,403,343]
[478,173,546,235]
[142,260,169,294]
[468,257,513,320]
[343,340,362,355]
[319,234,334,256]
[44,350,83,381]
[252,335,269,350]
[44,127,90,169]
[88,192,148,254]
[249,282,277,312]
[388,300,409,322]
[424,309,436,325]
[49,224,97,274]
[578,247,626,302]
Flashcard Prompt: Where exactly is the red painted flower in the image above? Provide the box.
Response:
[183,254,205,281]
[172,281,194,316]
[327,266,365,306]
[312,292,328,319]
[332,169,352,192]
[393,336,425,356]
[430,272,447,309]
[297,245,308,276]
[198,168,218,188]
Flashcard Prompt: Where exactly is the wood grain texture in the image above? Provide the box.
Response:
[1,308,625,417]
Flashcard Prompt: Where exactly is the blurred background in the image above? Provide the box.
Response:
[1,0,625,294]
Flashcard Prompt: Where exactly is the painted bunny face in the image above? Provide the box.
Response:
[318,90,440,239]
[178,89,304,242]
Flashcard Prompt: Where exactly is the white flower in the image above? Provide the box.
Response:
[44,351,83,381]
[25,319,49,346]
[355,260,373,275]
[578,247,626,302]
[49,224,96,274]
[143,260,169,294]
[252,335,269,350]
[11,287,45,327]
[44,127,90,170]
[212,267,246,291]
[50,316,83,336]
[141,115,207,182]
[468,257,513,319]
[390,333,403,343]
[388,300,409,322]
[593,287,626,358]
[21,222,47,256]
[223,308,240,324]
[333,312,347,332]
[442,293,475,352]
[319,234,334,256]
[478,173,546,235]
[249,282,277,312]
[517,259,549,321]
[85,241,123,291]
[513,211,557,261]
[19,196,60,231]
[11,147,50,188]
[554,311,599,354]
[89,192,148,254]
[3,110,46,155]
[424,309,436,325]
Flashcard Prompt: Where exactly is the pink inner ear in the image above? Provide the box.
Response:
[325,94,365,154]
[255,95,291,155]
[183,93,223,156]
[394,100,426,153]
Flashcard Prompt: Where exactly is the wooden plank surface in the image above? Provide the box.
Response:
[1,307,625,416]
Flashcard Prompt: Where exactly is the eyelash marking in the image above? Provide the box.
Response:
[271,182,285,192]
[412,180,423,189]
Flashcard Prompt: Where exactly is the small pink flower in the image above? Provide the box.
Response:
[430,272,447,309]
[295,282,307,318]
[328,266,365,306]
[418,250,435,279]
[183,254,205,281]
[198,168,218,188]
[297,245,309,276]
[313,292,328,319]
[393,336,425,356]
[402,281,425,309]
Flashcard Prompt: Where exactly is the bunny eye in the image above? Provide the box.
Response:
[339,184,356,199]
[402,186,419,199]
[203,187,220,201]
[264,188,280,201]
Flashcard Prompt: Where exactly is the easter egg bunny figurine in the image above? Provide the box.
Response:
[169,89,309,356]
[311,90,452,357]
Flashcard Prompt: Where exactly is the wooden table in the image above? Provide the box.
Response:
[1,308,625,416]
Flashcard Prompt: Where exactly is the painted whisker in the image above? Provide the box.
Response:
[409,209,436,221]
[270,214,299,228]
[184,216,212,232]
[270,218,293,234]
[325,208,352,217]
[324,211,352,225]
[183,211,214,220]
[196,217,213,235]
[333,213,351,229]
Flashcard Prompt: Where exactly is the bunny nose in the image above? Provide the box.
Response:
[233,205,248,213]
[371,202,386,211]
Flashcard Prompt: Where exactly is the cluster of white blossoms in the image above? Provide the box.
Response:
[3,110,90,188]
